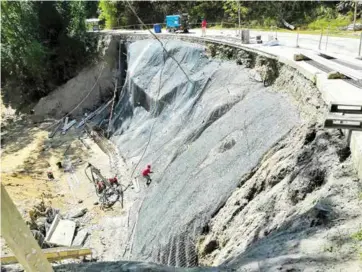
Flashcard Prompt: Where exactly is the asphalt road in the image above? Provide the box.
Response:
[102,28,362,59]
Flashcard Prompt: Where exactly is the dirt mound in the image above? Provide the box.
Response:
[33,63,114,119]
[33,35,118,120]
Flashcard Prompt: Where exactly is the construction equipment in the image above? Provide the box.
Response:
[165,14,189,33]
[84,163,120,208]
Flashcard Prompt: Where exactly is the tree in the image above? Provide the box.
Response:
[1,0,96,109]
[85,1,99,18]
[222,0,247,25]
[98,0,121,28]
[1,1,46,92]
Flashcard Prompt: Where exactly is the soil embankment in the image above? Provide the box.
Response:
[112,39,300,265]
[111,39,361,270]
[1,37,361,271]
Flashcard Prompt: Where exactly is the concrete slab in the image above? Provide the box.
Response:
[46,217,76,247]
[45,214,61,242]
[301,51,362,80]
[72,229,88,247]
[318,50,362,69]
[316,74,362,103]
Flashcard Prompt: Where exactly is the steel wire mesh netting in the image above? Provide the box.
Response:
[112,39,300,266]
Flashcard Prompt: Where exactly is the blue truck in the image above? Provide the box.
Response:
[165,14,189,33]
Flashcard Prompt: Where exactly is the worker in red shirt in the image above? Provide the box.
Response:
[142,164,153,186]
[201,18,207,37]
[96,179,106,194]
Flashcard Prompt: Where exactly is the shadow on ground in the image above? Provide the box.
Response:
[1,121,36,155]
[54,261,228,272]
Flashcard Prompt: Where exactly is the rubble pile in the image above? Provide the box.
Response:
[26,200,89,249]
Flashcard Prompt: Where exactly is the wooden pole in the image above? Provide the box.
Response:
[1,184,54,271]
[275,26,278,39]
[353,0,358,31]
[359,32,362,58]
[318,29,323,50]
[325,25,330,51]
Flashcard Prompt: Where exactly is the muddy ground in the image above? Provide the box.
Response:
[0,102,143,268]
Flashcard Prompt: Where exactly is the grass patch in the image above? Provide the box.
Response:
[307,16,351,30]
[206,25,361,39]
[352,229,362,259]
[352,229,362,241]
[206,15,362,39]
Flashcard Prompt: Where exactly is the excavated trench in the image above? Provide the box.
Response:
[95,37,359,271]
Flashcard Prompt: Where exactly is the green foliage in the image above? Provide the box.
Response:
[1,0,357,111]
[98,0,120,28]
[68,1,87,39]
[352,229,362,260]
[352,229,362,241]
[85,1,99,18]
[188,1,224,23]
[308,15,351,30]
[1,1,45,84]
[1,0,98,110]
[222,0,248,24]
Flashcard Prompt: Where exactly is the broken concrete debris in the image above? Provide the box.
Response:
[72,229,89,247]
[47,100,114,139]
[62,120,77,134]
[63,117,69,130]
[69,208,88,219]
[25,200,90,250]
[45,215,76,247]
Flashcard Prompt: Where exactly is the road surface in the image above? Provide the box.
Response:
[102,28,362,59]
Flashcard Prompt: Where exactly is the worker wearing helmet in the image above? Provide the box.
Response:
[201,18,207,37]
[142,164,153,186]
